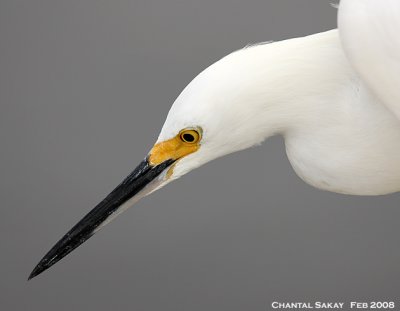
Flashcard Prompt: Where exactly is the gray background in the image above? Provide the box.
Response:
[1,1,399,310]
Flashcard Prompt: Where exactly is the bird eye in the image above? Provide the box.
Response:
[179,129,201,144]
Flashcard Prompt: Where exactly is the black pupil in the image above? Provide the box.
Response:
[183,133,195,142]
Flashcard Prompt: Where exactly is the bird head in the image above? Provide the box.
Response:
[29,45,279,279]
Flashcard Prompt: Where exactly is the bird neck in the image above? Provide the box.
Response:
[224,29,356,142]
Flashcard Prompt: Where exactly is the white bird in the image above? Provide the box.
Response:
[29,0,400,279]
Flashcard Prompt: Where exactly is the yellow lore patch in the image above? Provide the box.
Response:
[148,132,201,166]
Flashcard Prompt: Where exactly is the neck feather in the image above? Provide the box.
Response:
[221,29,357,140]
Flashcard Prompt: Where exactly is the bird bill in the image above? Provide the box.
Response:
[29,156,174,280]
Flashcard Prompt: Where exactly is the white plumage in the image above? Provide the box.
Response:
[339,0,400,119]
[29,0,400,279]
[159,2,400,195]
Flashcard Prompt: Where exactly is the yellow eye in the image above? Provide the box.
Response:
[179,128,201,144]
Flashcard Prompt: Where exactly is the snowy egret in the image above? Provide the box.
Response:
[29,0,400,279]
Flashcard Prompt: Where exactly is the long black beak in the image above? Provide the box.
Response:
[28,157,174,280]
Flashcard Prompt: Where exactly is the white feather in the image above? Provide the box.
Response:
[158,29,400,195]
[338,0,400,119]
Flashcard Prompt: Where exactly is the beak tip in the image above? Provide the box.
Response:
[27,271,38,281]
[28,258,52,280]
[28,264,44,280]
